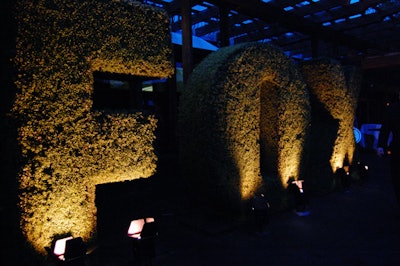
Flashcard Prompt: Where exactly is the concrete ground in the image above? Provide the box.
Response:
[89,152,400,266]
[2,152,399,265]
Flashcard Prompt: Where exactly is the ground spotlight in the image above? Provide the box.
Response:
[51,236,87,265]
[335,167,351,190]
[127,217,158,265]
[287,178,310,216]
[355,161,369,181]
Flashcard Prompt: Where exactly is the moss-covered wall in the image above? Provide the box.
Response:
[179,43,310,214]
[12,0,173,254]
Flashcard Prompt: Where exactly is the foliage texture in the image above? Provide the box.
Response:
[12,0,173,254]
[179,43,310,214]
[301,59,361,173]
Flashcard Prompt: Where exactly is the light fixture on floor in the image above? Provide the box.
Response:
[335,167,351,190]
[127,219,146,239]
[353,161,369,182]
[287,178,310,216]
[291,179,304,193]
[127,217,158,265]
[52,236,87,265]
[127,217,157,239]
[53,236,73,259]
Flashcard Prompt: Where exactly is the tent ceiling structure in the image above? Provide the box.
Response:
[138,0,400,69]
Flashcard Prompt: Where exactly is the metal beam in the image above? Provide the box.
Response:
[208,0,388,53]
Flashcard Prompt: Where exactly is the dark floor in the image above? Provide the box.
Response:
[2,152,400,266]
[90,152,400,266]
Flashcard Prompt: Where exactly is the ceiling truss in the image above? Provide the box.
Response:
[138,0,400,68]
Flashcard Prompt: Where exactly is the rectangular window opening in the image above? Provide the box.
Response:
[92,72,166,112]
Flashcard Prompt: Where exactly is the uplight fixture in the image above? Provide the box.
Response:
[291,179,304,193]
[288,179,310,216]
[53,236,74,258]
[127,217,156,239]
[52,236,86,262]
[128,217,158,264]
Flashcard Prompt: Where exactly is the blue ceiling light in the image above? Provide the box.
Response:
[261,0,273,3]
[242,19,253,24]
[322,21,332,26]
[350,0,360,4]
[296,1,310,8]
[334,18,346,23]
[145,1,163,8]
[202,2,214,7]
[260,38,272,43]
[192,5,207,12]
[284,6,294,11]
[348,14,362,19]
[171,15,181,23]
[365,7,377,15]
[383,16,391,22]
[292,53,303,59]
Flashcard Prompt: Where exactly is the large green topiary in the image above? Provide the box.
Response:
[12,0,173,254]
[301,59,361,192]
[179,42,310,214]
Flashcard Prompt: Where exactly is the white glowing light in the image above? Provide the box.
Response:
[292,180,304,193]
[53,236,73,256]
[127,219,145,238]
[145,217,155,223]
[127,217,155,239]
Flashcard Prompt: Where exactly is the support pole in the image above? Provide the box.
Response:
[219,4,230,47]
[182,0,193,84]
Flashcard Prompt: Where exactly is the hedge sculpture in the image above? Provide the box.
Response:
[301,59,361,179]
[179,43,310,213]
[12,0,173,254]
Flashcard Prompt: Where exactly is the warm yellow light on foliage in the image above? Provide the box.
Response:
[276,104,309,188]
[279,154,302,188]
[301,60,361,173]
[234,147,262,200]
[179,43,310,210]
[13,0,173,254]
